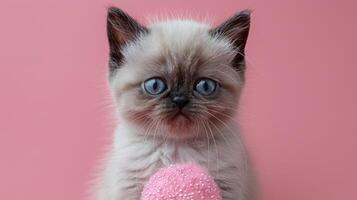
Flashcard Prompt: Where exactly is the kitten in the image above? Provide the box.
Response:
[96,7,256,200]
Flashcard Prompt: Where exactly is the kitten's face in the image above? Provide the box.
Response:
[107,8,250,139]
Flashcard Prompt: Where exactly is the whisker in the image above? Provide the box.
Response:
[198,101,239,112]
[200,109,236,135]
[200,120,211,170]
[206,118,230,146]
[204,120,219,178]
[195,104,238,122]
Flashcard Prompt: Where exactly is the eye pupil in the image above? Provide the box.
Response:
[203,82,209,91]
[194,78,217,96]
[152,81,158,91]
[143,78,167,95]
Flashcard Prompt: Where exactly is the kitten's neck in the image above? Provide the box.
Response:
[118,119,236,146]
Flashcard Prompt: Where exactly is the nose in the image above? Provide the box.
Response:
[171,95,189,108]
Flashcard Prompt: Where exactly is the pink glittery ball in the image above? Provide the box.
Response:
[141,163,222,200]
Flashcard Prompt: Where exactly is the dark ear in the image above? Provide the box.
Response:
[210,10,251,73]
[107,7,148,73]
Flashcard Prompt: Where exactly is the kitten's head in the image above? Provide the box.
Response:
[107,7,250,139]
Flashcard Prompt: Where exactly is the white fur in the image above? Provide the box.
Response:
[96,120,255,200]
[96,20,256,200]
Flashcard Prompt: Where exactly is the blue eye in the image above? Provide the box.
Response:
[143,78,167,95]
[194,78,218,96]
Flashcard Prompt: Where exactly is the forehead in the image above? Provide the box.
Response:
[122,20,238,81]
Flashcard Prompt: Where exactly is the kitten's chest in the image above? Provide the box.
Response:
[110,132,246,199]
[121,139,226,180]
[157,142,207,165]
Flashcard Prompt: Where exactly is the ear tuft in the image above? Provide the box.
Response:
[210,10,251,74]
[106,7,148,75]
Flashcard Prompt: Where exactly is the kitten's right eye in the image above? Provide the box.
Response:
[143,78,167,95]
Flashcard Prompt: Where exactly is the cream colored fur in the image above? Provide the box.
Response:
[96,19,256,200]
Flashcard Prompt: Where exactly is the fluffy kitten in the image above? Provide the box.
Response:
[96,7,256,200]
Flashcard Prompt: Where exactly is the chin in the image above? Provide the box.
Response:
[158,111,203,140]
[125,107,210,140]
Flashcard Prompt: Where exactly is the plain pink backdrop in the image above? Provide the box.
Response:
[0,0,356,200]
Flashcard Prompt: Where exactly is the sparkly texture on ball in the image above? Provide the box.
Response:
[141,163,221,200]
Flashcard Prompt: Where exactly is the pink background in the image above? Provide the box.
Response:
[1,0,356,200]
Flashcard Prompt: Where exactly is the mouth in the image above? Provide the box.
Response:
[174,109,189,117]
[167,109,192,123]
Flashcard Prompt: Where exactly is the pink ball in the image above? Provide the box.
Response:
[141,163,221,200]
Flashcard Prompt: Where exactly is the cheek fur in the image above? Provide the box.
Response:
[194,90,238,127]
[117,86,157,122]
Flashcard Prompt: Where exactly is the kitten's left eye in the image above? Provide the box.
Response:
[143,78,167,95]
[194,78,218,96]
